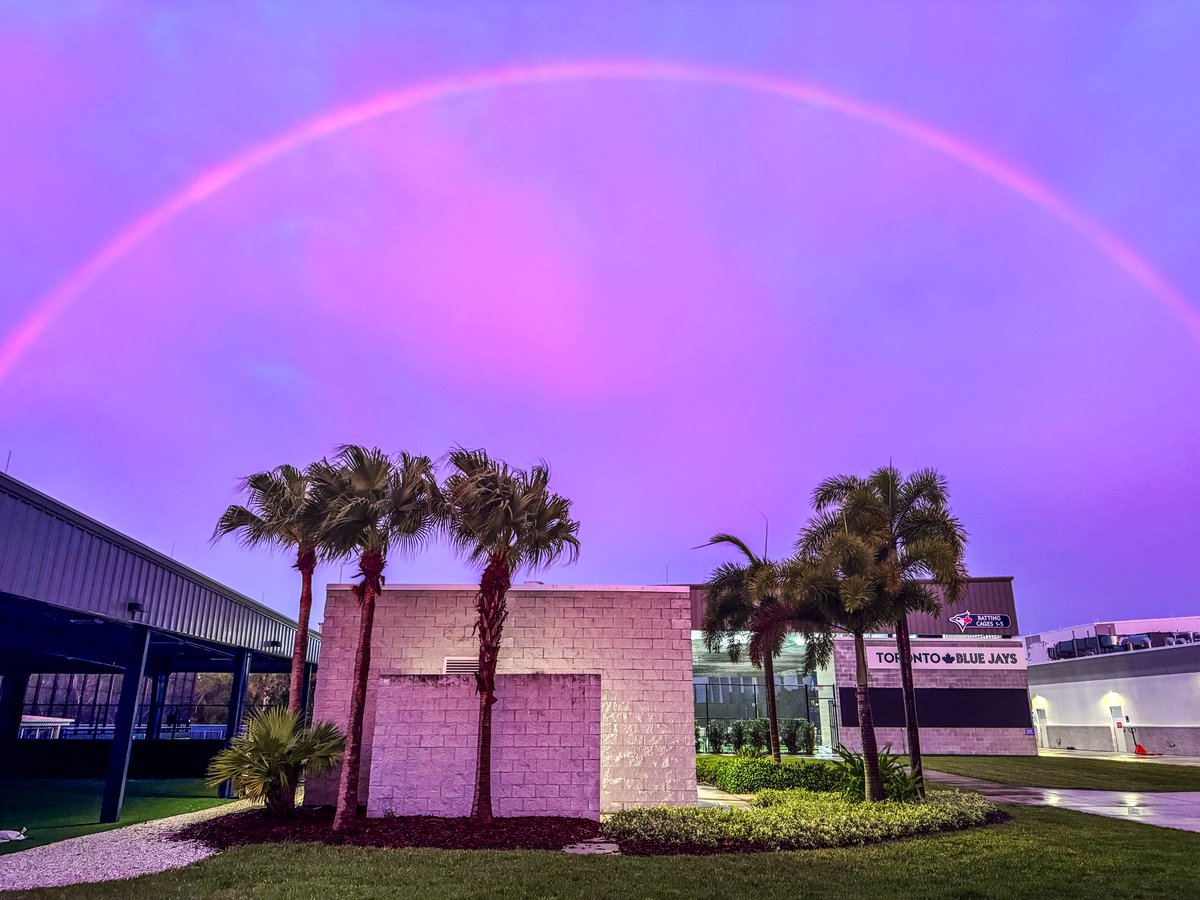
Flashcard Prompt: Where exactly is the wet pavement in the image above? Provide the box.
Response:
[925,771,1200,833]
[1035,749,1200,766]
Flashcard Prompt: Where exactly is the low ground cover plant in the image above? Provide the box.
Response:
[604,789,997,853]
[696,755,842,793]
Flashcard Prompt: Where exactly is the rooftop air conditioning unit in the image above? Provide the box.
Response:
[443,657,479,676]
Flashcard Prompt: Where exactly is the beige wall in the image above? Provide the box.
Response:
[308,584,697,812]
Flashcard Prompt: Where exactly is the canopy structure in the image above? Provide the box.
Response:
[0,472,320,822]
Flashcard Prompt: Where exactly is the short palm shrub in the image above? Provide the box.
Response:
[833,745,920,802]
[696,755,842,793]
[604,789,996,850]
[745,718,770,755]
[704,720,728,754]
[729,720,747,753]
[207,708,345,817]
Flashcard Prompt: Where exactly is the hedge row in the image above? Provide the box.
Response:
[696,755,843,794]
[604,789,997,851]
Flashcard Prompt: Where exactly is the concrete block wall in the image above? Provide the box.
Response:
[308,585,696,813]
[367,674,600,819]
[1132,726,1200,756]
[1043,724,1113,752]
[840,726,1037,755]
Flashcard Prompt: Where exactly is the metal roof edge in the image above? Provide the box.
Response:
[0,471,318,638]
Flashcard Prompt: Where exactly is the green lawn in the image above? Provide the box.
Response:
[924,755,1200,791]
[10,805,1200,899]
[0,778,231,854]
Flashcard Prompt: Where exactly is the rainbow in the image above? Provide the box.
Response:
[3,59,1197,383]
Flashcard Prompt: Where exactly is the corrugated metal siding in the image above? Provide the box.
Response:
[0,473,320,663]
[689,577,1018,636]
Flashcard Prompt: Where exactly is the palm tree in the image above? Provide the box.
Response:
[698,533,783,762]
[215,465,324,717]
[803,467,967,796]
[309,446,440,832]
[750,528,904,801]
[441,448,580,824]
[207,708,344,817]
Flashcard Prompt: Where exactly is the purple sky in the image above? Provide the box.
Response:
[2,3,1198,635]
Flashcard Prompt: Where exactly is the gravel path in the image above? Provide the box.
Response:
[0,800,250,893]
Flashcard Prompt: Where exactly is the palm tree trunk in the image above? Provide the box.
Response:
[894,612,925,798]
[332,557,381,832]
[288,548,317,717]
[854,632,885,801]
[763,651,781,762]
[471,554,510,824]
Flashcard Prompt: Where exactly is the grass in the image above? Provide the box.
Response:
[0,778,231,854]
[923,755,1200,791]
[9,804,1199,899]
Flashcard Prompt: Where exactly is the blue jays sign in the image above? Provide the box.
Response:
[949,611,1012,632]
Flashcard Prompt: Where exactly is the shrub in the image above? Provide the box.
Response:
[207,708,345,817]
[745,719,770,754]
[833,744,920,802]
[729,720,747,753]
[797,719,817,755]
[604,789,996,851]
[780,719,801,754]
[704,720,728,754]
[695,755,843,794]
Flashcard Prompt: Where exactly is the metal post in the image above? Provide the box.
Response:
[101,625,150,823]
[0,671,30,741]
[298,663,315,726]
[218,650,251,799]
[145,672,169,740]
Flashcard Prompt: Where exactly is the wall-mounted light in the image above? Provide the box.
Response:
[126,601,144,619]
[263,639,283,650]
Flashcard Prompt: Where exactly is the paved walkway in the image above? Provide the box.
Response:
[925,771,1200,833]
[697,783,752,809]
[0,800,249,892]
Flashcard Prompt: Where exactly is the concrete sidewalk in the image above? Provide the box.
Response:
[926,771,1200,833]
[1037,748,1200,766]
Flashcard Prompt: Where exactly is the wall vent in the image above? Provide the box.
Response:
[443,656,479,675]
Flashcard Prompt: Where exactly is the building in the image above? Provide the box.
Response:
[308,576,1033,818]
[307,584,696,817]
[0,472,318,821]
[1025,617,1200,755]
[691,578,1035,756]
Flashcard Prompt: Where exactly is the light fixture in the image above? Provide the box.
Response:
[126,601,144,618]
[263,639,283,650]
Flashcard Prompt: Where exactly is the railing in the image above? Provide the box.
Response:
[17,702,279,740]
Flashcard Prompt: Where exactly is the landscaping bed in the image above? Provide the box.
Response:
[176,806,599,851]
[605,789,1003,855]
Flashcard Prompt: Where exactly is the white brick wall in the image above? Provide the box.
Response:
[308,585,697,813]
[367,674,601,819]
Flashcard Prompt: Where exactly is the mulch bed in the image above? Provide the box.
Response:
[175,806,600,851]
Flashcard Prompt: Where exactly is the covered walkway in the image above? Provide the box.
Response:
[0,472,320,823]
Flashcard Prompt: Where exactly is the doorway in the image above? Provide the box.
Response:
[1108,705,1128,752]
